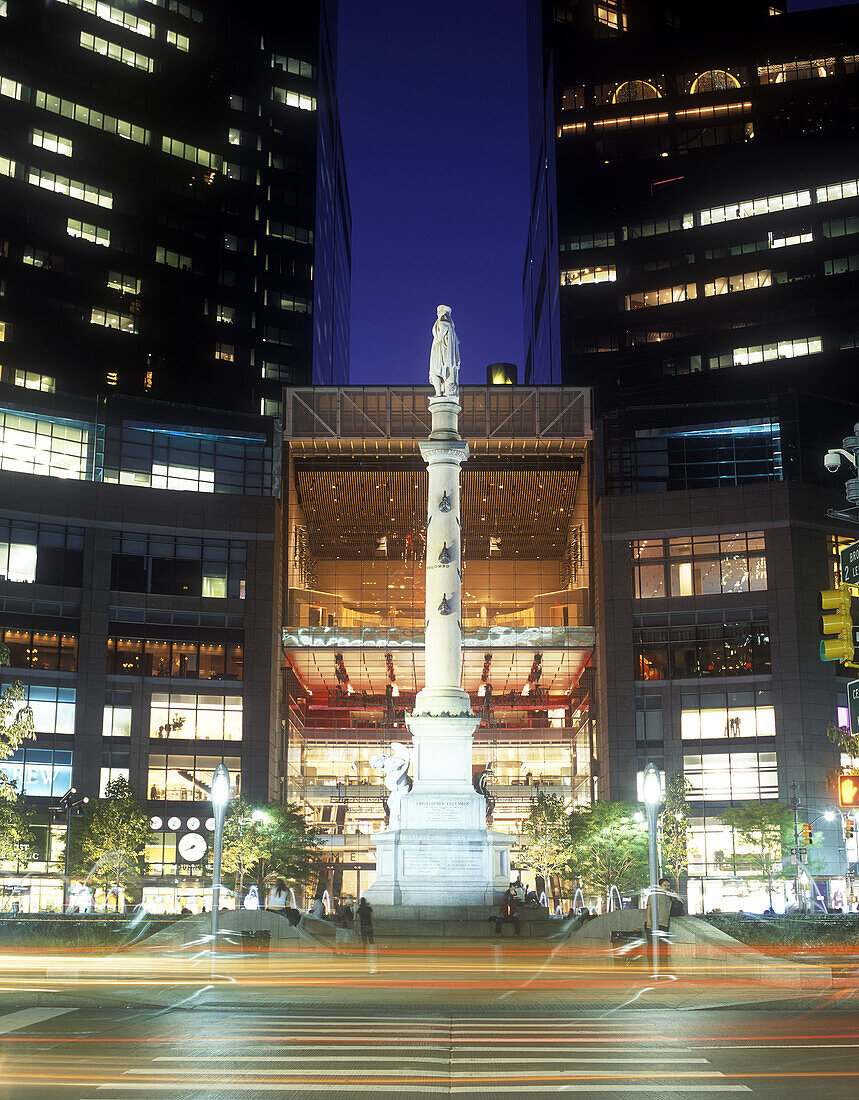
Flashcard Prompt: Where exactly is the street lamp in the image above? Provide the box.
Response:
[642,763,663,978]
[210,763,231,949]
[51,788,89,913]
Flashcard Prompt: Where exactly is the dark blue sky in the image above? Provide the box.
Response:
[336,0,853,387]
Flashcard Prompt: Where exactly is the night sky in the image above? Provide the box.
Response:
[336,0,853,388]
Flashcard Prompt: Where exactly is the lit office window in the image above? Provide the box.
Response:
[0,155,14,177]
[700,189,812,226]
[260,397,282,417]
[272,87,316,111]
[161,136,221,170]
[816,178,859,203]
[103,703,132,738]
[147,753,241,801]
[13,369,56,394]
[684,751,778,800]
[149,694,242,741]
[228,128,241,146]
[67,218,110,247]
[1,747,73,799]
[560,230,615,251]
[622,213,693,240]
[34,89,150,144]
[593,111,668,131]
[624,282,697,309]
[107,271,141,294]
[0,410,89,479]
[107,639,243,679]
[90,308,137,334]
[278,294,312,314]
[728,336,822,366]
[0,75,21,99]
[80,32,157,73]
[55,0,154,37]
[155,246,193,270]
[0,538,36,583]
[166,30,190,51]
[216,305,234,323]
[612,79,661,103]
[28,168,113,209]
[635,619,771,681]
[681,701,775,740]
[703,269,777,295]
[561,266,616,286]
[214,343,234,362]
[0,628,79,670]
[596,2,628,33]
[0,320,5,341]
[758,58,833,84]
[30,129,73,156]
[632,532,767,599]
[271,54,315,78]
[769,227,813,248]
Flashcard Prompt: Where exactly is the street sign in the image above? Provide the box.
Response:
[849,679,859,735]
[841,540,859,585]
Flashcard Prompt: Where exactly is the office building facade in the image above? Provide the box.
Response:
[0,0,350,415]
[526,0,859,909]
[0,385,282,911]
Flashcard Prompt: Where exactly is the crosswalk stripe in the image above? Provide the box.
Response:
[152,1055,707,1064]
[0,1009,74,1034]
[451,1088,752,1095]
[124,1068,729,1079]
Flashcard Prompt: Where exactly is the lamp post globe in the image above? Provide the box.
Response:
[642,763,663,977]
[210,763,231,948]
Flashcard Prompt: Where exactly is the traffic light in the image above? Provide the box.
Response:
[801,822,813,846]
[837,773,859,810]
[846,818,856,840]
[820,586,854,663]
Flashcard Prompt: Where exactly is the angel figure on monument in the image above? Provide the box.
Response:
[429,304,460,397]
[369,741,412,828]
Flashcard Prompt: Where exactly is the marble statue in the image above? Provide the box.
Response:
[369,741,412,828]
[429,304,460,397]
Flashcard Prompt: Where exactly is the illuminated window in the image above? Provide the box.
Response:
[91,308,137,334]
[612,79,661,103]
[103,703,132,738]
[28,167,113,209]
[633,532,767,599]
[0,413,86,479]
[0,75,22,99]
[216,305,234,323]
[161,136,221,169]
[689,70,741,93]
[215,342,234,362]
[635,618,770,680]
[769,227,813,248]
[684,751,778,800]
[682,701,775,740]
[561,265,616,286]
[700,189,812,226]
[817,178,859,203]
[149,694,242,742]
[272,87,316,111]
[30,129,73,156]
[155,246,193,270]
[260,397,282,417]
[0,628,79,670]
[277,294,312,314]
[106,372,118,386]
[0,155,14,177]
[228,128,241,146]
[0,539,36,582]
[166,30,190,51]
[67,218,110,247]
[758,58,833,84]
[560,230,615,251]
[624,282,697,309]
[675,102,750,122]
[13,369,55,394]
[55,0,154,36]
[724,336,822,367]
[593,111,668,131]
[148,752,241,802]
[595,2,627,33]
[80,32,157,72]
[272,55,315,78]
[0,3,7,16]
[107,271,141,294]
[703,269,777,295]
[34,89,150,144]
[0,320,5,341]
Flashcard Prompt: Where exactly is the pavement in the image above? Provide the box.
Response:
[1,1002,859,1098]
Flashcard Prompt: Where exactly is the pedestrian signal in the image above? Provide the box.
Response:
[837,774,859,809]
[820,586,854,663]
[801,823,813,845]
[846,819,856,840]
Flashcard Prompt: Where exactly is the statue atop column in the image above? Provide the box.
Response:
[429,304,460,398]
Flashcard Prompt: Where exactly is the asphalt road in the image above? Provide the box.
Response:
[1,1003,858,1099]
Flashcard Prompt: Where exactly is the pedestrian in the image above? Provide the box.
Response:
[310,896,325,919]
[357,897,377,972]
[495,885,522,936]
[333,896,355,955]
[267,878,288,911]
[645,877,674,964]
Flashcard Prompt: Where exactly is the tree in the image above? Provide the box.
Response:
[720,801,793,910]
[826,723,859,771]
[221,799,319,904]
[659,772,692,887]
[0,642,36,761]
[568,801,650,906]
[518,792,572,893]
[0,777,37,864]
[75,776,152,907]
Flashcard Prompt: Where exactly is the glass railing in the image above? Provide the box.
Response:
[283,623,595,649]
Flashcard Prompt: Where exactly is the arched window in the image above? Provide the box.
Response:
[612,80,662,104]
[690,70,741,94]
